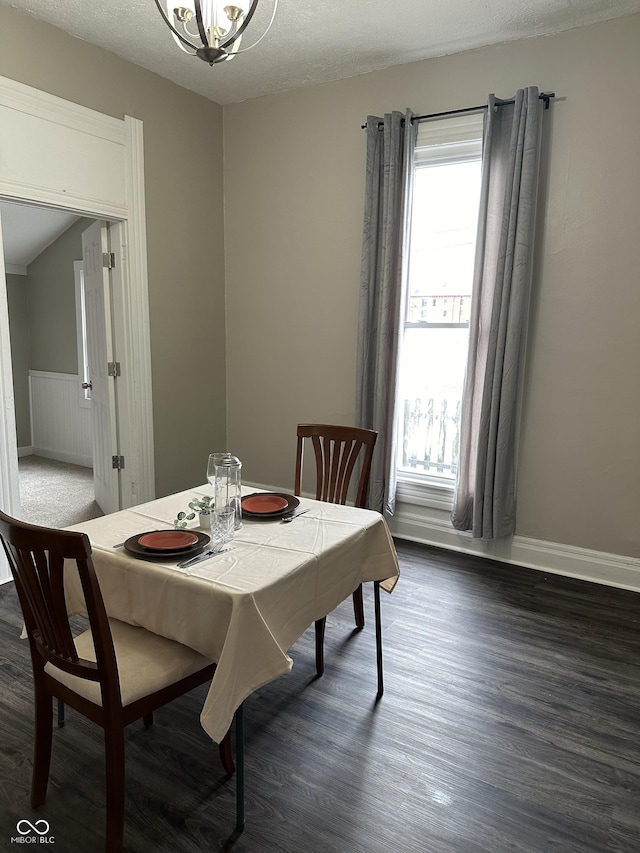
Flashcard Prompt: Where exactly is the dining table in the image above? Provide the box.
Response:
[63,484,400,829]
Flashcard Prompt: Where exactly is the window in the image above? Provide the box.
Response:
[74,260,91,407]
[397,114,483,483]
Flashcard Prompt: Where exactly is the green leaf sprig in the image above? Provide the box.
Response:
[173,495,215,529]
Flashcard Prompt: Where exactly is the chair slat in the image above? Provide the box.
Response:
[339,440,363,505]
[327,438,341,503]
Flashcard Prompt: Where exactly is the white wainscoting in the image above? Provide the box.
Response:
[29,370,92,468]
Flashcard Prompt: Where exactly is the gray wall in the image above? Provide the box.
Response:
[224,15,640,559]
[0,4,227,497]
[6,273,30,447]
[26,218,88,373]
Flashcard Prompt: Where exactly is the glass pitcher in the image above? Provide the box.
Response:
[208,452,242,530]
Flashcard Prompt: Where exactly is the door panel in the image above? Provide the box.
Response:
[82,221,119,515]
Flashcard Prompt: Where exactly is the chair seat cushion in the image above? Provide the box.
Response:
[44,618,214,707]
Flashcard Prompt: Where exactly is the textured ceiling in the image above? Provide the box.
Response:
[4,0,640,105]
[1,202,78,271]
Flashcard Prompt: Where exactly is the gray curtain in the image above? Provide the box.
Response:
[452,87,542,538]
[356,110,416,517]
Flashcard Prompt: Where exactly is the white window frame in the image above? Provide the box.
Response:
[396,112,484,510]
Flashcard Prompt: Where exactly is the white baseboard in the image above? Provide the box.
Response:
[389,505,640,594]
[31,446,93,469]
[17,445,33,457]
[245,480,640,594]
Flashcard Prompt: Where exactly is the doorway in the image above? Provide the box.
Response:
[1,202,111,524]
[0,73,155,582]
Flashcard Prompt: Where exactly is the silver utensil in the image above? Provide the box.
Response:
[177,545,230,569]
[281,509,310,523]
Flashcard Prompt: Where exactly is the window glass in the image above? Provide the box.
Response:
[397,115,483,481]
[74,261,91,403]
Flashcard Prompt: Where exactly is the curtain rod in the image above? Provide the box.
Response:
[361,92,555,130]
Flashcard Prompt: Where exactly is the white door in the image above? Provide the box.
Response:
[82,221,119,515]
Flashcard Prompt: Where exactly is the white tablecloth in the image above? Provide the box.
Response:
[65,486,399,742]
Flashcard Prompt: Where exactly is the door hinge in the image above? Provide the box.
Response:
[103,252,116,269]
[107,361,121,377]
[112,455,125,470]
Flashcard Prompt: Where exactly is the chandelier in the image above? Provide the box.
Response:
[154,1,278,65]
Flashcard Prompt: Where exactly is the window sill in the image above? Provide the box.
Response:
[396,473,454,512]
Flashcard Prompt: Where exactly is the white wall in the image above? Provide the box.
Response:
[224,16,640,569]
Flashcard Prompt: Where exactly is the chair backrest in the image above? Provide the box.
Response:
[294,424,378,508]
[0,510,118,696]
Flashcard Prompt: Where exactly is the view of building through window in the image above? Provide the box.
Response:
[397,125,483,481]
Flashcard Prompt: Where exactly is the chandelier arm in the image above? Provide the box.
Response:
[218,0,261,49]
[153,0,199,51]
[193,1,211,48]
[225,0,278,53]
[182,19,203,41]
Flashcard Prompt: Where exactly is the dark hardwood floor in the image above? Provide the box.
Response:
[1,540,639,852]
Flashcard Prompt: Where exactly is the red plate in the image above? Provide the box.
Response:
[242,494,290,514]
[138,530,200,551]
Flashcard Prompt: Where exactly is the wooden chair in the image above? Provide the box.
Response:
[0,510,234,853]
[294,424,378,677]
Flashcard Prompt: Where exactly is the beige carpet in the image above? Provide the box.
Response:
[18,455,104,528]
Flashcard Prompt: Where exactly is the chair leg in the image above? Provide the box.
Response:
[374,581,384,699]
[57,699,65,728]
[142,712,153,728]
[104,725,126,853]
[314,618,326,677]
[219,728,235,777]
[31,689,53,807]
[352,583,365,630]
[235,704,245,833]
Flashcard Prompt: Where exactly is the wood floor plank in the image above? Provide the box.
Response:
[1,540,639,852]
